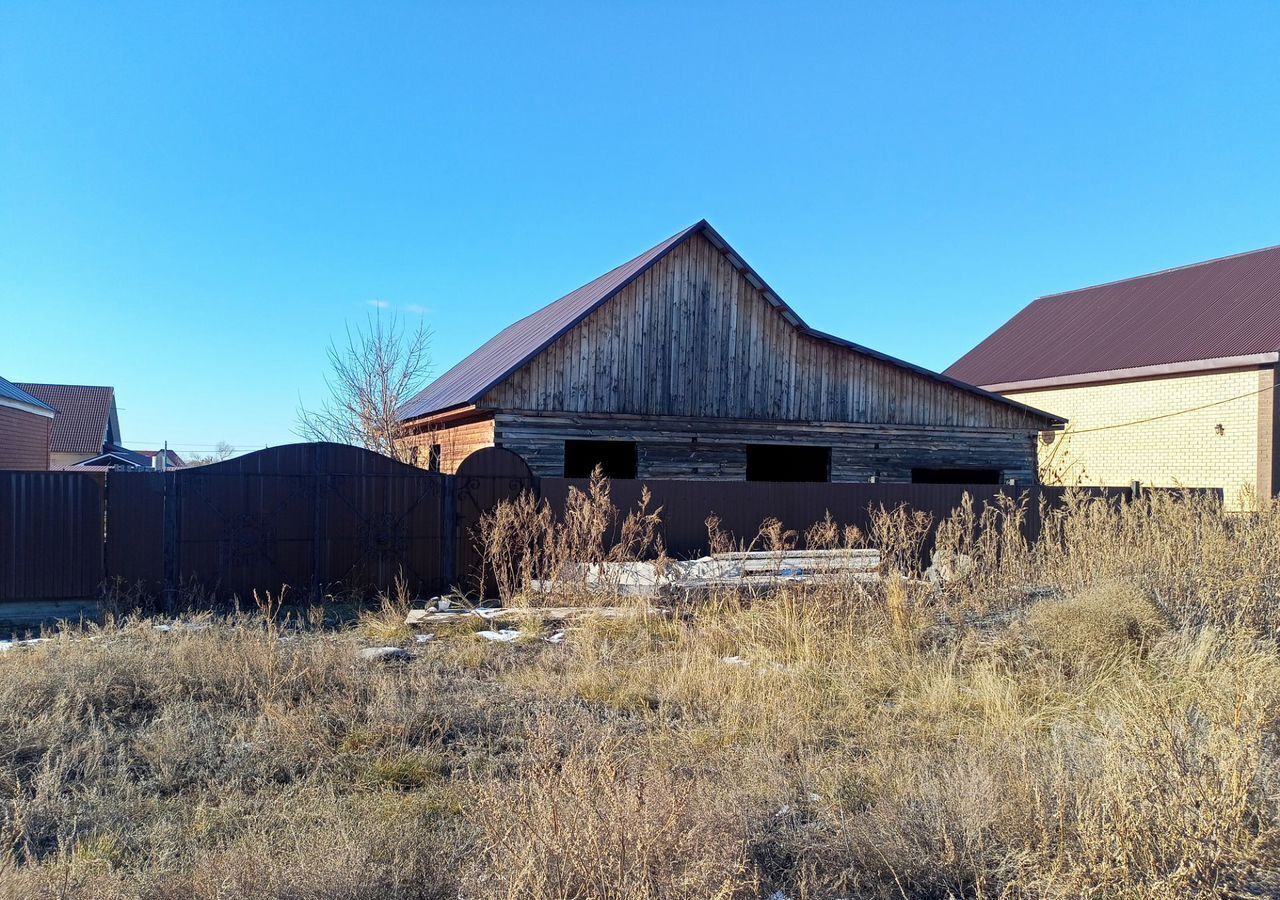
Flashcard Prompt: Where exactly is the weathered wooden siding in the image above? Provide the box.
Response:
[482,232,1044,430]
[0,406,52,471]
[401,417,494,474]
[492,411,1037,483]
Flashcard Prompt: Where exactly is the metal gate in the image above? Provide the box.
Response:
[453,447,536,597]
[106,443,452,602]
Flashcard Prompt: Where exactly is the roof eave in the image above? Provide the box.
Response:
[804,328,1065,427]
[0,395,57,418]
[986,352,1280,393]
[401,404,487,428]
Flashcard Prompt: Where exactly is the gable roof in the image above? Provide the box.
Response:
[74,448,150,468]
[0,375,55,416]
[399,220,1061,426]
[947,244,1280,391]
[136,448,186,468]
[16,383,118,454]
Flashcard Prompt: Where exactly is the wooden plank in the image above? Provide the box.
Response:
[475,232,1048,432]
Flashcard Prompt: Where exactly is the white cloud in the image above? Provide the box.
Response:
[402,303,432,316]
[367,299,390,309]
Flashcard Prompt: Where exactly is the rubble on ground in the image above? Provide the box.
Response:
[529,548,883,600]
[359,646,412,663]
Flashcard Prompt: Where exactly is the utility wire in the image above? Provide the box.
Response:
[1058,380,1277,436]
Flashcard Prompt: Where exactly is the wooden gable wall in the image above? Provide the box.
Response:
[480,233,1043,430]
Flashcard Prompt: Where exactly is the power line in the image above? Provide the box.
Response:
[1060,380,1276,436]
[122,441,273,450]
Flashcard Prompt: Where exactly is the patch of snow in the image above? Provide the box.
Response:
[0,638,47,652]
[476,629,522,642]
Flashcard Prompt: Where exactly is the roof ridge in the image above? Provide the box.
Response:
[502,220,707,331]
[1037,243,1280,301]
[16,382,115,392]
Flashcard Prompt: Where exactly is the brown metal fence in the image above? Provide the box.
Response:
[0,471,105,601]
[0,441,1227,607]
[106,444,457,604]
[541,479,1225,560]
[541,478,1028,559]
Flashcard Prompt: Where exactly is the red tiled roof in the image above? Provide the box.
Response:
[15,383,116,454]
[947,245,1280,389]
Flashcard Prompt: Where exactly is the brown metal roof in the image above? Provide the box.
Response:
[947,244,1280,389]
[400,220,1060,425]
[399,222,703,420]
[16,383,117,454]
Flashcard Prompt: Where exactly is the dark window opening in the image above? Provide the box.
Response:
[745,444,830,482]
[427,444,441,473]
[564,440,637,479]
[911,467,1001,485]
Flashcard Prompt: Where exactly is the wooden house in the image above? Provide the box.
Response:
[398,221,1062,483]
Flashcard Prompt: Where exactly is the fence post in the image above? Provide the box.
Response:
[311,443,324,604]
[441,474,457,594]
[162,471,178,610]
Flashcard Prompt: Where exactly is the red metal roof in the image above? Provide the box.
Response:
[947,245,1280,388]
[16,383,117,454]
[400,220,1059,425]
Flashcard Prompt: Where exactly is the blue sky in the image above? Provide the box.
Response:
[3,2,1278,454]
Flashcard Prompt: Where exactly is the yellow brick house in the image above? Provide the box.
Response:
[947,246,1280,509]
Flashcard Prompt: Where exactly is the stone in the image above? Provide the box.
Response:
[359,646,411,663]
[926,551,976,587]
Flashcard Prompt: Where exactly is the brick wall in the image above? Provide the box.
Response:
[0,405,52,470]
[1007,366,1273,510]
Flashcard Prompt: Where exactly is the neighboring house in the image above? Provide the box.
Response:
[73,447,185,470]
[16,383,123,469]
[398,220,1062,483]
[136,449,186,469]
[0,375,56,471]
[947,245,1280,508]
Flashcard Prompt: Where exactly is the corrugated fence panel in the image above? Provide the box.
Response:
[99,444,455,603]
[104,471,165,592]
[322,472,450,598]
[541,478,1024,559]
[540,480,1225,561]
[0,471,104,600]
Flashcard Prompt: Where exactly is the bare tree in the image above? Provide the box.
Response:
[296,311,434,464]
[185,441,236,466]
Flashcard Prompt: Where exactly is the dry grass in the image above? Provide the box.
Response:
[3,487,1280,898]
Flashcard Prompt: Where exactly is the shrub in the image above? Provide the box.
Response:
[1024,579,1166,665]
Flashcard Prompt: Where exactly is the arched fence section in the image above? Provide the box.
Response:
[106,443,455,604]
